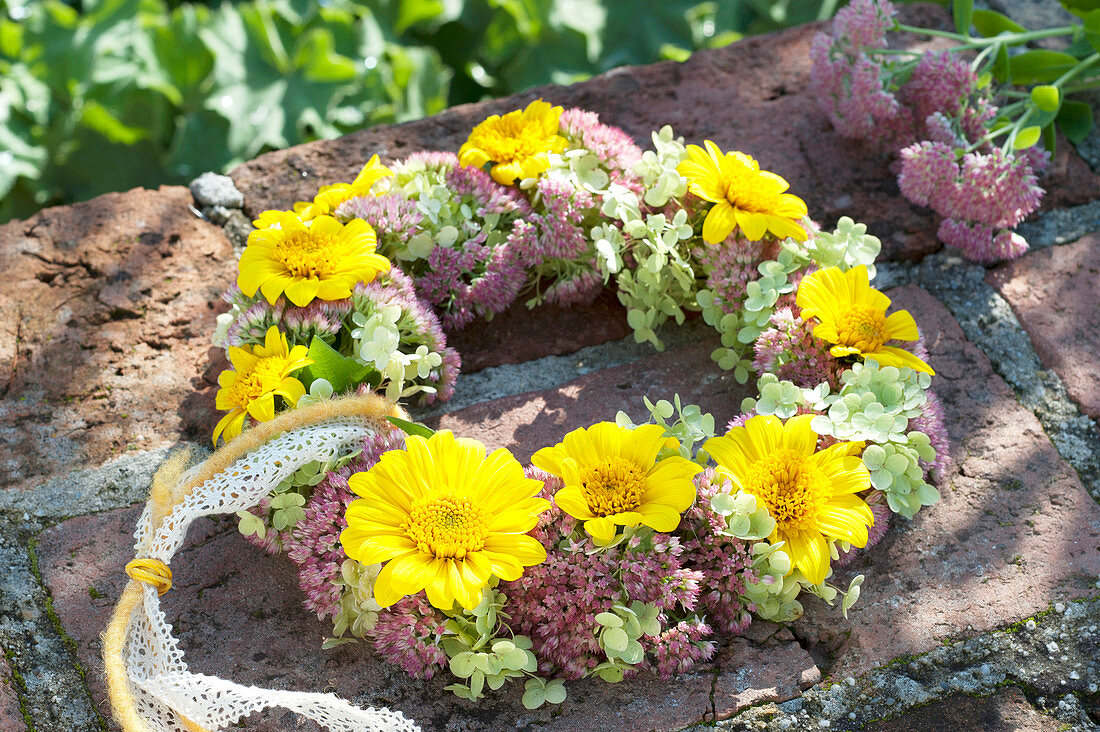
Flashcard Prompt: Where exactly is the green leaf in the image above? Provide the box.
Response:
[1013,125,1042,150]
[970,8,1026,37]
[386,416,436,439]
[952,0,974,36]
[1062,0,1100,19]
[993,43,1011,82]
[1057,99,1094,143]
[1031,85,1060,113]
[1083,10,1100,52]
[1042,122,1057,155]
[79,100,149,144]
[1009,50,1080,85]
[543,679,567,704]
[304,336,374,393]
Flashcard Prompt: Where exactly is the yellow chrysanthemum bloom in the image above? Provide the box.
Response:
[212,326,312,444]
[458,99,568,185]
[237,212,390,307]
[253,201,311,229]
[796,265,934,375]
[307,155,393,218]
[250,158,392,228]
[531,422,702,543]
[677,140,808,244]
[705,415,873,585]
[341,430,550,611]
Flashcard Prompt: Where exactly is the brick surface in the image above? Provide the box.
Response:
[986,233,1100,421]
[0,654,25,732]
[446,289,630,373]
[793,285,1100,678]
[228,6,1099,265]
[430,338,754,463]
[37,506,818,731]
[865,686,1061,732]
[0,186,233,489]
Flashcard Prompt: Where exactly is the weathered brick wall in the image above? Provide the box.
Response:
[3,5,1100,730]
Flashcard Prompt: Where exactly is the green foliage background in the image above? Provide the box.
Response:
[0,0,840,223]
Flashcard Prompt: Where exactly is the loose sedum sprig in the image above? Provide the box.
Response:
[810,0,1100,262]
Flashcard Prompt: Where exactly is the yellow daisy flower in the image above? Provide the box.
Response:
[253,201,311,229]
[531,422,702,543]
[307,155,393,218]
[250,158,392,228]
[341,430,550,611]
[237,212,390,307]
[795,265,934,375]
[458,99,568,185]
[704,415,873,585]
[212,326,312,444]
[677,140,808,244]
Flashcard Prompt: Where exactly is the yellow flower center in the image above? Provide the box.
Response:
[743,449,828,531]
[470,117,554,164]
[580,458,647,517]
[275,230,338,278]
[835,305,889,352]
[404,494,489,559]
[226,357,288,408]
[725,171,780,213]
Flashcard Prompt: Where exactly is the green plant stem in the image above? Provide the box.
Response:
[1053,52,1100,89]
[1062,77,1100,94]
[893,23,1075,48]
[968,123,1013,152]
[1002,107,1034,154]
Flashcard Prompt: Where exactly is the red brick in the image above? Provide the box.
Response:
[430,338,755,463]
[793,285,1100,678]
[986,233,1100,421]
[38,506,817,731]
[0,654,25,732]
[0,186,233,488]
[447,289,630,373]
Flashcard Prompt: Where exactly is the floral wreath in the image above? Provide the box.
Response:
[106,94,948,729]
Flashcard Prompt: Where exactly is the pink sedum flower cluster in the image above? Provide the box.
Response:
[899,143,1042,263]
[502,468,739,680]
[752,307,844,390]
[809,0,1048,263]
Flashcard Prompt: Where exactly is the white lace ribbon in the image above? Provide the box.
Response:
[113,417,420,732]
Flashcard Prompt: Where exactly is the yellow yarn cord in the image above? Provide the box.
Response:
[101,394,406,732]
[125,559,172,596]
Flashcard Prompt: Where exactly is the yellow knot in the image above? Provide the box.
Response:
[125,558,172,596]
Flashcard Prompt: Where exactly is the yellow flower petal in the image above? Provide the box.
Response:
[342,429,548,611]
[785,529,830,585]
[702,201,739,244]
[708,414,874,586]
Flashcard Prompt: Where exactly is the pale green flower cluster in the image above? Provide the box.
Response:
[386,158,509,264]
[741,542,803,622]
[536,147,615,193]
[710,491,775,541]
[591,601,661,682]
[236,452,361,547]
[699,249,807,381]
[594,129,699,350]
[441,588,542,702]
[350,307,442,402]
[325,559,383,644]
[797,216,881,278]
[808,361,931,443]
[862,435,940,518]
